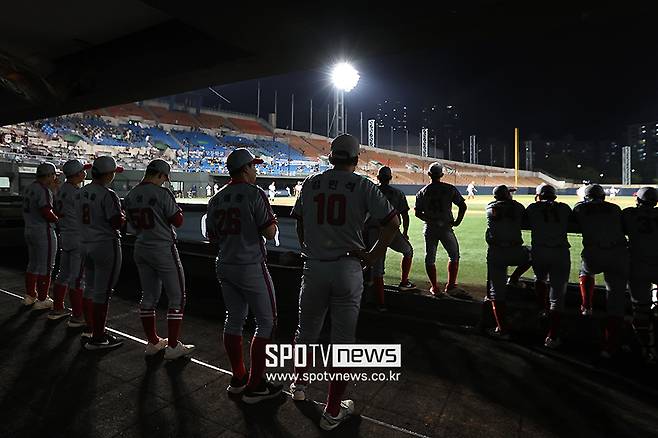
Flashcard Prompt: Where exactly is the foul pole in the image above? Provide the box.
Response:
[514,128,519,187]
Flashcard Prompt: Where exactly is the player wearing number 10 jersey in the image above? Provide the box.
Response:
[206,148,281,403]
[124,159,194,360]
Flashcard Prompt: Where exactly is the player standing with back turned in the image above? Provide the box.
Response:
[290,134,399,431]
[415,162,467,297]
[124,159,195,360]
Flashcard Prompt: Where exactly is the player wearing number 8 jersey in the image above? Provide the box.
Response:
[78,156,125,350]
[206,148,281,403]
[124,159,194,360]
[622,187,658,364]
[290,134,399,431]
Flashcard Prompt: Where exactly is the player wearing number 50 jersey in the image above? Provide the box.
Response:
[622,187,658,364]
[78,156,126,350]
[124,159,194,360]
[206,148,281,403]
[290,135,399,431]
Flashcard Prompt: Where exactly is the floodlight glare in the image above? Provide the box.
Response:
[331,63,360,92]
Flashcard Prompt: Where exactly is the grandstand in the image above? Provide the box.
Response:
[0,100,553,188]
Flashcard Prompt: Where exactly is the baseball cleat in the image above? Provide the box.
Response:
[23,295,37,306]
[84,333,123,351]
[67,316,86,328]
[81,327,93,339]
[544,336,562,349]
[320,399,355,431]
[398,280,417,291]
[488,327,511,340]
[227,374,248,394]
[164,341,195,361]
[48,308,71,320]
[33,297,54,310]
[580,306,593,316]
[430,287,453,299]
[144,337,168,356]
[241,380,283,404]
[289,382,307,401]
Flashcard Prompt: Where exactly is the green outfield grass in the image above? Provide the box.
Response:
[179,194,637,295]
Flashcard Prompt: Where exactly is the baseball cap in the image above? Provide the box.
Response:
[226,148,263,173]
[62,159,91,177]
[146,159,171,179]
[36,162,59,177]
[330,134,360,159]
[377,166,392,180]
[584,184,605,200]
[92,156,123,174]
[493,184,516,200]
[636,186,658,206]
[535,183,556,199]
[428,162,444,177]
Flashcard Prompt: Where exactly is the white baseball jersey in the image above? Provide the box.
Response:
[623,206,658,259]
[485,199,526,246]
[292,170,395,260]
[206,181,276,264]
[573,201,626,247]
[124,182,182,247]
[55,182,81,234]
[23,181,55,230]
[78,183,124,242]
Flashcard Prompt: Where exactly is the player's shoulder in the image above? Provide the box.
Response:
[573,200,587,211]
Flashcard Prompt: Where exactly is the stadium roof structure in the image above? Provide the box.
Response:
[0,2,651,126]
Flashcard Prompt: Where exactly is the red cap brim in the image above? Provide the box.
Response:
[115,166,124,173]
[251,158,264,165]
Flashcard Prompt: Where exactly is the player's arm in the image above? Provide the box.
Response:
[164,187,184,228]
[255,188,278,240]
[295,218,305,247]
[366,214,400,263]
[38,187,58,223]
[106,191,125,230]
[414,192,426,221]
[401,210,410,238]
[453,201,467,227]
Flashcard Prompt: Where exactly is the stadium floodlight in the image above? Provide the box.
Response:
[331,62,360,92]
[331,62,360,137]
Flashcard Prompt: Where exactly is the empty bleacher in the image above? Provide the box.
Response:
[227,118,271,136]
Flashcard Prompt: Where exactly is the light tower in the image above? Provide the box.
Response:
[331,62,360,137]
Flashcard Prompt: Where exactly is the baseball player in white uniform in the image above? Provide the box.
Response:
[485,185,530,338]
[22,162,60,309]
[268,181,277,202]
[49,159,91,324]
[622,186,658,364]
[125,159,194,360]
[366,166,415,311]
[525,184,572,348]
[415,162,467,297]
[572,184,629,357]
[206,149,280,403]
[466,181,477,200]
[79,156,125,350]
[290,134,399,431]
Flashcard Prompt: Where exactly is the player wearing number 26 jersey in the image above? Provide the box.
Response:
[78,156,125,350]
[125,159,194,360]
[622,187,658,364]
[206,148,281,403]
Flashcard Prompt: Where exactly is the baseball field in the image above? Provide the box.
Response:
[179,194,637,296]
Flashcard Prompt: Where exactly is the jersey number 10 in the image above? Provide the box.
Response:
[313,193,346,225]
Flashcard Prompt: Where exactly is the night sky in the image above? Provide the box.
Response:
[203,5,658,144]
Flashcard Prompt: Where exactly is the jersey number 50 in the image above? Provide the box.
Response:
[313,193,346,225]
